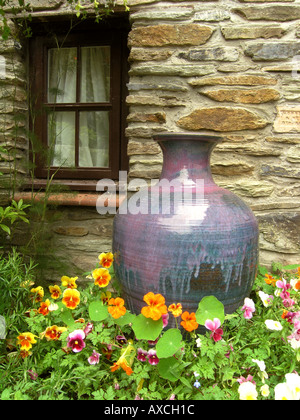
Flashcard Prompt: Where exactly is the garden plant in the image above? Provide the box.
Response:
[0,251,300,400]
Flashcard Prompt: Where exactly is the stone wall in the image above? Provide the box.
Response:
[0,0,300,280]
[126,0,300,268]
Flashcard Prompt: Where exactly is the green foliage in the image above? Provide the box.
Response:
[0,0,130,40]
[156,328,182,359]
[0,255,300,400]
[196,295,225,325]
[132,314,163,341]
[0,199,30,236]
[0,248,36,338]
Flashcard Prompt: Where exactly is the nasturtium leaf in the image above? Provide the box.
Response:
[157,357,181,382]
[195,295,225,326]
[56,302,75,327]
[114,311,136,326]
[88,301,108,322]
[131,314,163,341]
[156,328,183,359]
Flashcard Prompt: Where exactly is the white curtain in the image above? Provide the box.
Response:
[47,46,110,168]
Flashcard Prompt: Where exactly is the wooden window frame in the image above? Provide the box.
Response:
[28,18,129,188]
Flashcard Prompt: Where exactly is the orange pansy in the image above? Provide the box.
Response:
[44,325,67,341]
[98,252,114,269]
[180,311,199,332]
[49,285,62,299]
[141,292,168,321]
[92,268,111,288]
[108,297,126,319]
[30,286,44,302]
[168,303,183,318]
[38,299,50,316]
[61,276,78,289]
[17,332,37,351]
[62,288,80,309]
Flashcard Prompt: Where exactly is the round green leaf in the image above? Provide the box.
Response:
[114,311,136,326]
[56,302,75,327]
[131,314,163,341]
[195,295,225,326]
[156,328,183,359]
[89,301,108,322]
[157,357,181,382]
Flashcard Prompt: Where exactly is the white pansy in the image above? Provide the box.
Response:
[285,373,300,399]
[265,319,283,331]
[252,359,266,372]
[258,291,272,307]
[275,382,296,400]
[238,381,258,400]
[260,384,270,397]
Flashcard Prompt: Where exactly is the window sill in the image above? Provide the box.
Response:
[13,192,123,209]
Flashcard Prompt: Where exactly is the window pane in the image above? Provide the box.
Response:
[79,111,109,167]
[80,46,110,102]
[48,48,77,103]
[48,112,76,167]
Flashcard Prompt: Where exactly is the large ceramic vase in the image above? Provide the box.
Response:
[112,133,259,322]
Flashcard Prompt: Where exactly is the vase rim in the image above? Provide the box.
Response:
[153,132,223,143]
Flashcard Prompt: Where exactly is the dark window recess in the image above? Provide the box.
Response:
[28,17,130,188]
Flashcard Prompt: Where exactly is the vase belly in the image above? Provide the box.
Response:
[113,186,258,316]
[112,133,259,318]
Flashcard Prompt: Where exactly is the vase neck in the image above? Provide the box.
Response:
[157,139,218,185]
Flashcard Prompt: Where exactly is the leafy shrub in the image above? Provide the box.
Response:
[0,253,300,401]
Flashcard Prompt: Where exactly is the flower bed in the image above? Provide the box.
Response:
[0,252,300,400]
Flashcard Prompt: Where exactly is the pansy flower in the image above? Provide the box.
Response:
[67,329,86,353]
[30,286,44,302]
[116,335,127,346]
[92,268,111,288]
[27,370,38,381]
[20,349,32,359]
[84,322,94,336]
[205,318,223,342]
[101,291,112,304]
[137,348,148,362]
[242,297,255,319]
[168,303,182,318]
[265,319,283,331]
[49,285,62,299]
[108,297,126,319]
[61,276,78,289]
[44,325,67,341]
[98,252,114,268]
[147,349,159,365]
[17,332,37,351]
[238,381,258,400]
[38,299,51,316]
[62,288,80,309]
[258,291,273,308]
[88,350,101,365]
[162,313,169,328]
[141,292,168,321]
[180,311,199,332]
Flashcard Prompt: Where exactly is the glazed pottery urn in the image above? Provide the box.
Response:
[112,133,259,320]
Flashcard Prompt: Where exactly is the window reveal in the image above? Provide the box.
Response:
[29,19,129,184]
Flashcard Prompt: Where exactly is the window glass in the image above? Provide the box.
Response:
[79,111,109,167]
[80,46,110,103]
[48,47,77,103]
[48,111,76,167]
